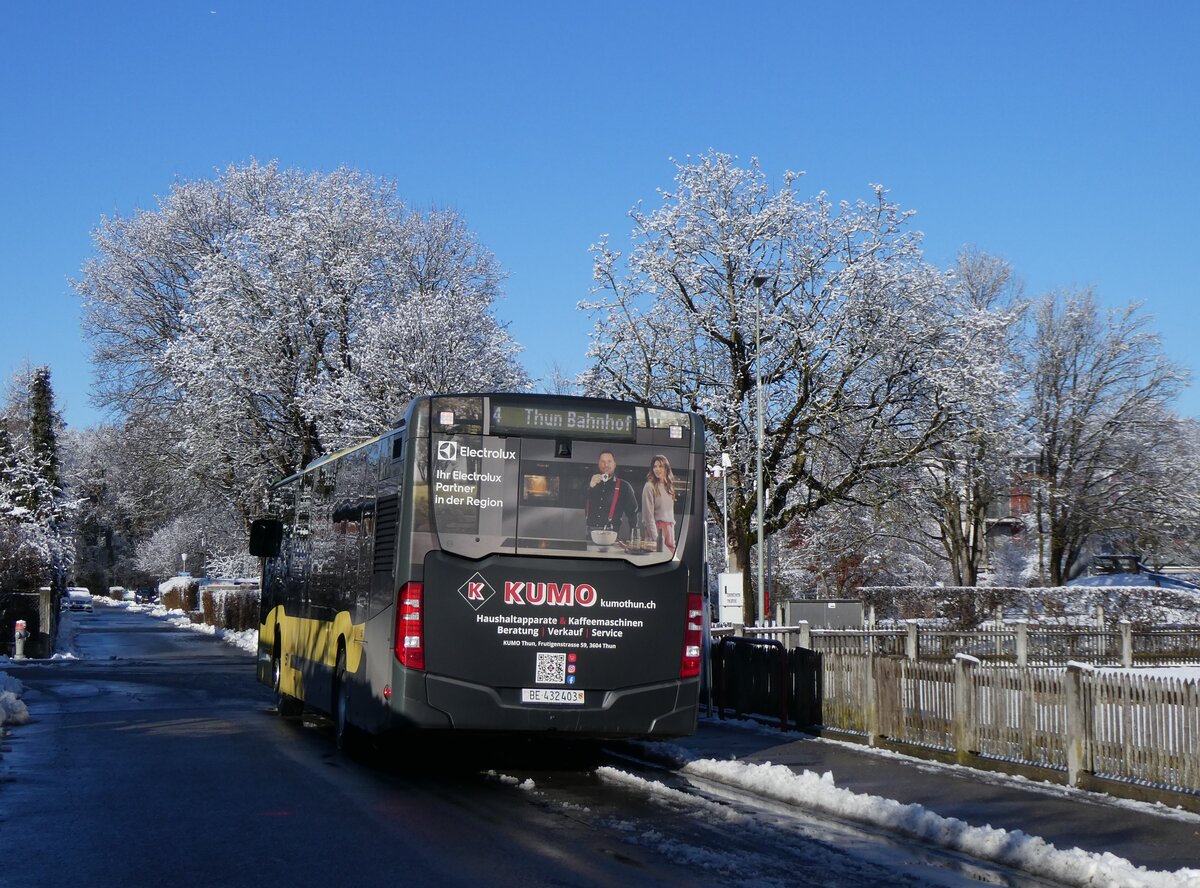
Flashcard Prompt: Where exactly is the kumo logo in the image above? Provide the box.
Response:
[504,581,597,608]
[458,572,497,611]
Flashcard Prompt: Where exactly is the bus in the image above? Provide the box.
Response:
[249,393,706,747]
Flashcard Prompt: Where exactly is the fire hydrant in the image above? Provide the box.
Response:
[14,619,29,660]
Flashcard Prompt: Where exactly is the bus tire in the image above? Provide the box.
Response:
[273,637,303,718]
[333,645,354,752]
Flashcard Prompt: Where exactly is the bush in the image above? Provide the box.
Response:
[201,585,260,631]
[160,578,199,612]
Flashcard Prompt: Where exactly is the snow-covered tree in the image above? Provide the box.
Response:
[909,248,1027,586]
[1028,290,1188,584]
[1144,417,1200,565]
[76,161,526,523]
[301,278,528,452]
[28,366,62,492]
[583,152,974,621]
[133,500,252,580]
[0,372,70,592]
[1076,409,1200,567]
[61,424,183,591]
[782,502,938,599]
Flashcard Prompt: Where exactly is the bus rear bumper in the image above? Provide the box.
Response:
[421,674,699,738]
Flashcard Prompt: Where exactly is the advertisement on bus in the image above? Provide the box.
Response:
[415,406,696,693]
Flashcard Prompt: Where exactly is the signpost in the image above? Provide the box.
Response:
[718,572,744,624]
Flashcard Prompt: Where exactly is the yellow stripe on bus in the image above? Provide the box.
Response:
[261,605,367,701]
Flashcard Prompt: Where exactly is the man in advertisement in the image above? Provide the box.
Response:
[583,450,639,540]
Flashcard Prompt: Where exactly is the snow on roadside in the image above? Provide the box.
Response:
[483,770,537,791]
[622,718,1200,886]
[0,671,29,727]
[672,757,1200,888]
[603,753,1200,887]
[683,713,1200,824]
[93,596,258,653]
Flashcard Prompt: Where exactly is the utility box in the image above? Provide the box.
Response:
[784,599,863,629]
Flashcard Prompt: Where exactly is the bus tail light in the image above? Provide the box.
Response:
[680,593,704,678]
[395,582,425,670]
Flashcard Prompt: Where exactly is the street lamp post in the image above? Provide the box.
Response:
[752,274,769,622]
[720,452,732,571]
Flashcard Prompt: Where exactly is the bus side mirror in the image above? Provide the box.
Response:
[249,518,283,558]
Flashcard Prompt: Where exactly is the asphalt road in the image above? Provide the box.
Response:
[0,607,1063,888]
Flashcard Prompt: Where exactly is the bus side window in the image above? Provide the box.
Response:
[370,436,403,617]
[309,464,338,613]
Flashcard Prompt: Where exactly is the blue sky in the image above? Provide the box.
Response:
[2,1,1198,428]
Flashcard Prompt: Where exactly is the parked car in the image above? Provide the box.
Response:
[63,587,94,613]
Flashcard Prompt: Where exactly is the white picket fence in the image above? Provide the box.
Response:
[709,621,1200,797]
[815,652,1200,795]
[724,620,1200,667]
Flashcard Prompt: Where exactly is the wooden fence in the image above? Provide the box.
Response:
[724,622,1200,667]
[709,638,1200,804]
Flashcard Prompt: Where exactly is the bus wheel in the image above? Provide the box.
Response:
[333,646,353,752]
[273,641,302,718]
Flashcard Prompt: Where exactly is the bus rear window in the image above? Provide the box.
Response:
[421,432,692,564]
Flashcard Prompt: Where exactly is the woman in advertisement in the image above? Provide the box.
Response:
[641,454,677,552]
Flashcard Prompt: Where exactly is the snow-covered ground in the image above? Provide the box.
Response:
[1,596,257,730]
[594,756,1200,888]
[6,600,1200,885]
[93,594,260,653]
[611,716,1200,888]
[0,670,28,727]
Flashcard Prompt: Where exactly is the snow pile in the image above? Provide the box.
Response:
[148,607,259,653]
[484,770,536,791]
[678,758,1200,888]
[158,575,196,596]
[599,766,748,825]
[0,672,29,726]
[94,596,258,653]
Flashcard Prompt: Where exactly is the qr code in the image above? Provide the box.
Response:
[534,652,566,685]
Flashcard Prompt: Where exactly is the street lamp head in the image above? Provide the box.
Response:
[751,274,769,289]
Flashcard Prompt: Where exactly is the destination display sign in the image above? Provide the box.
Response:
[490,400,637,441]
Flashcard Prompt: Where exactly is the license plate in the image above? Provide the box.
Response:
[521,688,585,705]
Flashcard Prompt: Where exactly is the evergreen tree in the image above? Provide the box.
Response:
[0,369,71,592]
[28,365,60,491]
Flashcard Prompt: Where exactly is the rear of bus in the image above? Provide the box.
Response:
[391,394,705,738]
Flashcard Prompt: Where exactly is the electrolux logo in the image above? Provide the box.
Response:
[436,439,516,461]
[458,572,497,611]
